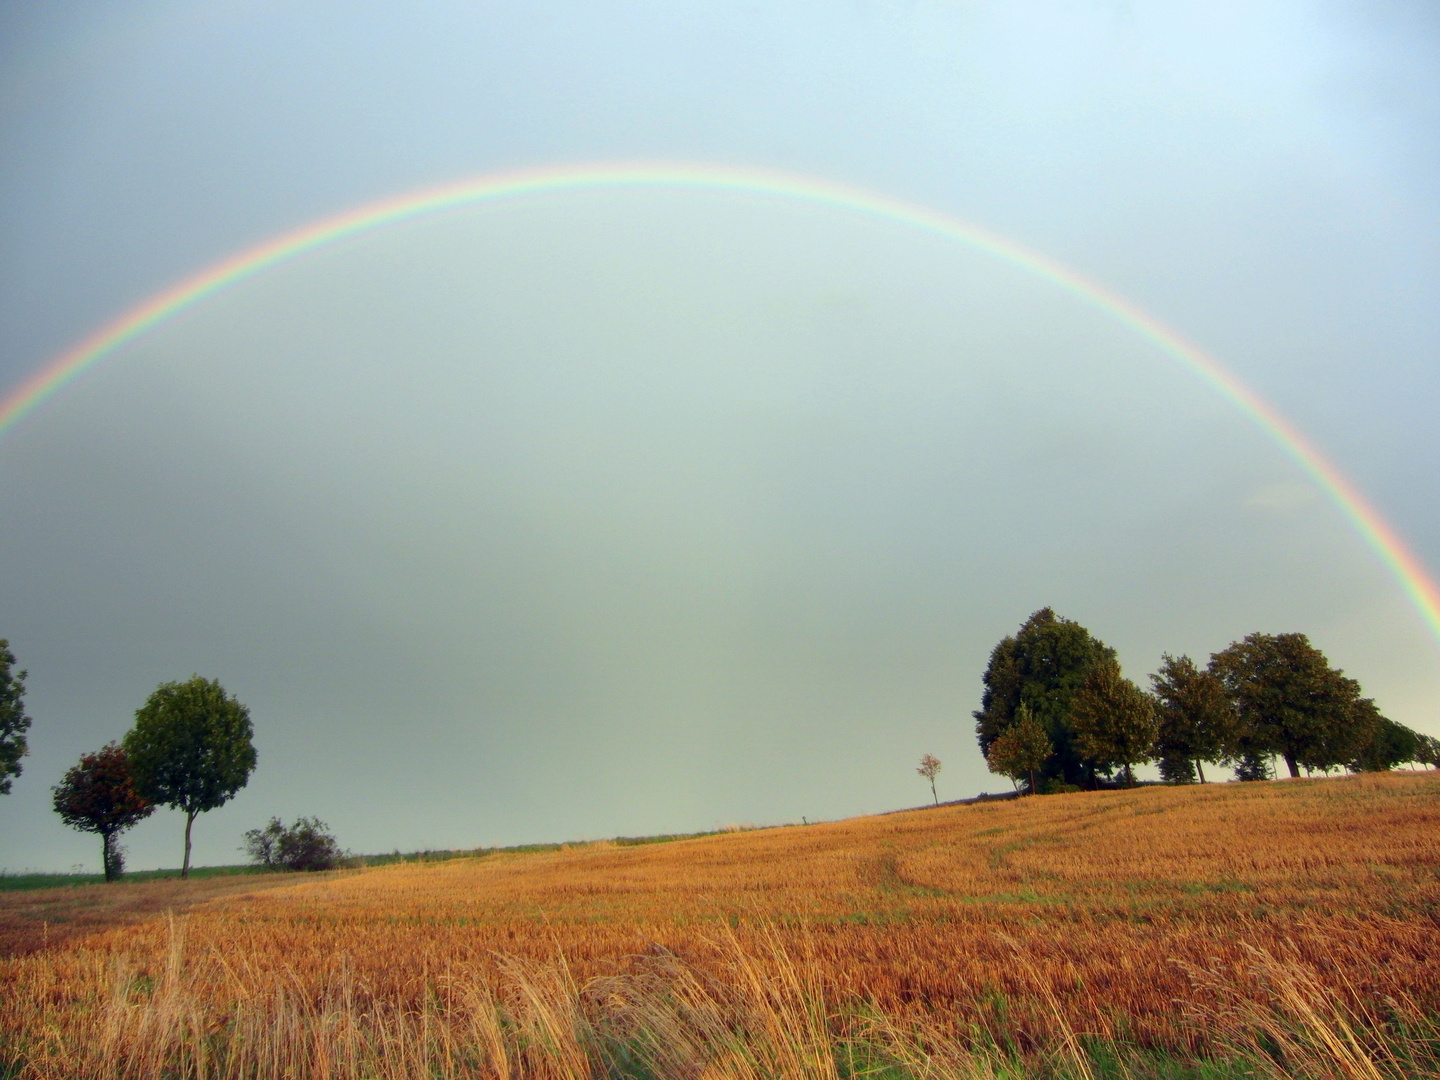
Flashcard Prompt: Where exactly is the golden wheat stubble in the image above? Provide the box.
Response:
[3,770,1437,1055]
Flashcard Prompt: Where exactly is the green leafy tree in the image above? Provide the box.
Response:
[1210,633,1374,778]
[1417,734,1440,771]
[123,676,256,877]
[984,703,1053,794]
[1150,653,1238,784]
[973,608,1116,787]
[52,743,154,881]
[1321,697,1384,775]
[1070,659,1158,787]
[916,754,942,805]
[0,639,32,795]
[1352,715,1423,772]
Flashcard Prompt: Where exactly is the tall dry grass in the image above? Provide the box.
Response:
[3,771,1438,1078]
[6,914,1436,1079]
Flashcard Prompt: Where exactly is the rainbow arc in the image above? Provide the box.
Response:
[3,162,1437,644]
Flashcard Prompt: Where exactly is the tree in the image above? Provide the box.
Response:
[1232,751,1273,782]
[916,754,942,805]
[1417,734,1440,771]
[1323,697,1384,774]
[242,816,285,868]
[242,816,343,872]
[985,703,1053,794]
[1069,659,1158,787]
[1150,654,1238,784]
[1210,633,1374,778]
[123,676,256,878]
[973,608,1117,787]
[1352,716,1423,772]
[52,743,154,882]
[0,639,32,796]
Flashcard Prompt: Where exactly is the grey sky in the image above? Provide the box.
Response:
[1,2,1437,871]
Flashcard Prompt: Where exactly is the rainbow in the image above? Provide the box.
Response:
[4,161,1438,645]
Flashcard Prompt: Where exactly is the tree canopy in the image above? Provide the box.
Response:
[52,743,154,882]
[1150,653,1237,783]
[973,608,1116,787]
[1352,716,1424,772]
[123,675,256,877]
[1209,633,1375,778]
[984,703,1052,794]
[0,639,32,796]
[1069,658,1157,787]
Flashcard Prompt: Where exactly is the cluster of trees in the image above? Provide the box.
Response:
[976,608,1438,793]
[2,639,341,882]
[51,675,257,880]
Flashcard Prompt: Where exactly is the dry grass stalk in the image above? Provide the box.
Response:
[1179,938,1436,1080]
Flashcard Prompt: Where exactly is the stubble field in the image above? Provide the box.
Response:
[2,771,1437,1079]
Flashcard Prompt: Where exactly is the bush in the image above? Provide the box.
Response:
[1040,778,1081,795]
[242,816,344,871]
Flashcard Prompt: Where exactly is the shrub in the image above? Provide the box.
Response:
[243,816,344,871]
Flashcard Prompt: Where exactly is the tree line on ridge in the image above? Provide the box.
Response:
[977,608,1438,793]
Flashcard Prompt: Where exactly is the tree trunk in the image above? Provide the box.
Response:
[930,779,937,805]
[1195,759,1206,784]
[1028,767,1037,796]
[1125,764,1135,788]
[182,809,196,879]
[101,832,115,883]
[1284,754,1300,778]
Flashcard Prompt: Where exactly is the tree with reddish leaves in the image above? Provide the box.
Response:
[52,743,154,881]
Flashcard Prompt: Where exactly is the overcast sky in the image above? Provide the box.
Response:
[2,1,1438,873]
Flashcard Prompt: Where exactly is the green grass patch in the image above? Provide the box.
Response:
[0,863,268,892]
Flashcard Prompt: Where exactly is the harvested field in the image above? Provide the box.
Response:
[2,771,1437,1078]
[0,870,311,957]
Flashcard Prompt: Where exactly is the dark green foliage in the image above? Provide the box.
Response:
[1232,751,1273,782]
[1157,754,1197,783]
[124,676,256,878]
[1209,633,1375,778]
[1151,654,1237,784]
[985,704,1053,794]
[243,816,344,871]
[0,639,32,796]
[1353,717,1424,772]
[974,608,1117,787]
[1417,734,1440,770]
[1069,659,1158,787]
[52,743,154,882]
